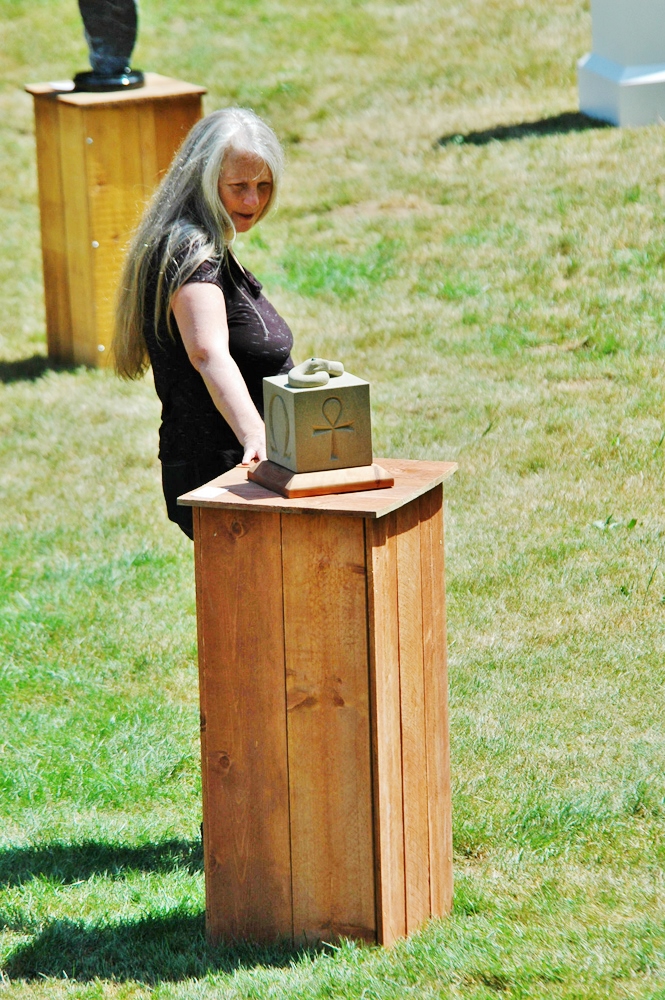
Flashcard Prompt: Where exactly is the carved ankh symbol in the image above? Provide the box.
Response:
[312,396,354,460]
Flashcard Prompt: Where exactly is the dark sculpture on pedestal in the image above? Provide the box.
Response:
[74,0,144,92]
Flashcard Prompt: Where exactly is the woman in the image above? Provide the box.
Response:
[113,108,294,538]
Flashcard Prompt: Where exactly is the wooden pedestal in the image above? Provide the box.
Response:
[26,73,206,367]
[179,457,456,946]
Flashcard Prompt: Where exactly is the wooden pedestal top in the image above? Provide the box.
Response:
[179,457,457,519]
[25,72,206,107]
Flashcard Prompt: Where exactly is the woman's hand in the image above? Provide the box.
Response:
[240,429,267,466]
[172,281,267,463]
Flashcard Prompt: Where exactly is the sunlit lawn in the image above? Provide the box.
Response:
[2,0,665,996]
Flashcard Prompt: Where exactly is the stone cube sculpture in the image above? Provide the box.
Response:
[264,372,373,474]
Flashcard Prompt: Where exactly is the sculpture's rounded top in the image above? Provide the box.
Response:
[288,358,345,388]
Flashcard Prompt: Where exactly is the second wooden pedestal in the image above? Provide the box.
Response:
[180,458,456,946]
[26,73,206,367]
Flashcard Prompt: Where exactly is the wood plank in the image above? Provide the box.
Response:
[248,460,394,498]
[84,97,201,361]
[396,500,431,933]
[192,506,211,927]
[419,487,453,917]
[26,73,207,105]
[282,513,376,944]
[365,512,406,944]
[179,458,458,519]
[153,95,203,177]
[137,102,160,194]
[57,103,96,366]
[84,104,150,363]
[194,507,292,943]
[32,94,72,362]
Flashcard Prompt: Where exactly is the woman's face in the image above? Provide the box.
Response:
[218,149,273,232]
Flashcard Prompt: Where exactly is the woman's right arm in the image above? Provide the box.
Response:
[171,281,267,465]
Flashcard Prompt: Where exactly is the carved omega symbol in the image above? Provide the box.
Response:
[312,396,354,460]
[269,394,291,458]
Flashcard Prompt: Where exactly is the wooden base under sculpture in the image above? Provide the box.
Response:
[248,460,394,499]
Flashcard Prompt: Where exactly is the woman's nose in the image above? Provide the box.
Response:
[243,187,260,207]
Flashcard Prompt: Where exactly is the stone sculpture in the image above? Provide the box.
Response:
[75,0,144,91]
[250,358,394,496]
[288,357,345,388]
[264,362,372,473]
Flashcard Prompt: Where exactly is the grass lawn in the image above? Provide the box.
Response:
[2,0,665,996]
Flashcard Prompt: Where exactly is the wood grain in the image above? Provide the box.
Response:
[419,487,453,916]
[282,513,376,944]
[58,103,95,366]
[153,96,202,178]
[84,104,148,363]
[32,95,72,361]
[179,458,458,520]
[195,507,292,943]
[366,512,406,944]
[248,460,394,498]
[396,500,431,933]
[192,506,211,928]
[137,102,159,186]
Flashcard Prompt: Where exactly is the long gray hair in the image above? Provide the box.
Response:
[113,107,284,379]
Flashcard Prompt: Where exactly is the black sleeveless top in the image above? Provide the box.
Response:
[143,251,294,465]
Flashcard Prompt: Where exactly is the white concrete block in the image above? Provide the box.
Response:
[579,0,665,125]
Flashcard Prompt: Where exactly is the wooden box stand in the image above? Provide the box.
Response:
[26,73,206,367]
[179,457,456,946]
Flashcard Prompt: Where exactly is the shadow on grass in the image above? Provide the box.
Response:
[2,840,312,982]
[4,911,309,983]
[437,111,612,147]
[0,838,203,887]
[0,355,79,383]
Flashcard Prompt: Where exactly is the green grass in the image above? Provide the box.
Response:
[271,238,400,298]
[3,0,665,996]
